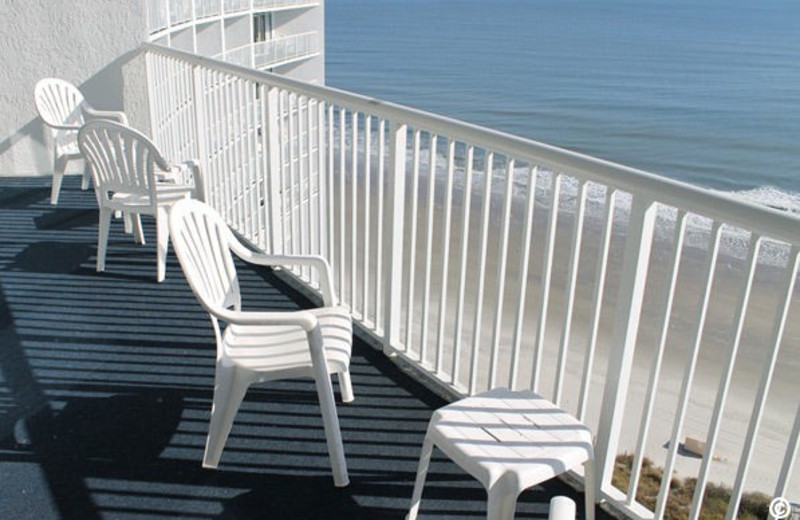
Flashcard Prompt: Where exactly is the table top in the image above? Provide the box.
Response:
[429,388,593,489]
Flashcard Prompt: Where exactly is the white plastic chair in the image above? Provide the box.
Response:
[168,198,353,487]
[407,388,595,520]
[34,78,128,205]
[77,119,203,282]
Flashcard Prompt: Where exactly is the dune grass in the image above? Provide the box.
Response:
[612,454,772,520]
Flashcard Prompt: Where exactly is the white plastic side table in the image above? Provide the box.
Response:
[407,388,595,520]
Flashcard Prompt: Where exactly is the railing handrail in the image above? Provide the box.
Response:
[142,41,800,247]
[253,30,317,48]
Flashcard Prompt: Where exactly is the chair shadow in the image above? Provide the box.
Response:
[34,209,97,231]
[217,475,398,520]
[8,241,92,274]
[38,391,184,464]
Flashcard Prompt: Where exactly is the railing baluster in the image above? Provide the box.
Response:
[405,130,422,354]
[222,74,235,223]
[337,107,345,300]
[289,93,299,258]
[435,139,456,377]
[488,158,515,389]
[468,152,493,394]
[726,247,800,520]
[531,173,562,393]
[326,104,334,267]
[306,97,316,281]
[553,180,587,405]
[350,111,358,312]
[362,115,372,321]
[509,166,538,390]
[655,221,723,519]
[192,64,208,203]
[451,145,474,386]
[235,79,247,233]
[419,135,437,365]
[383,120,407,351]
[375,118,386,331]
[248,80,259,243]
[318,100,327,261]
[265,85,283,253]
[595,197,657,499]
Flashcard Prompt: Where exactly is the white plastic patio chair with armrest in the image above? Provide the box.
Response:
[77,119,203,282]
[168,198,353,487]
[34,78,128,204]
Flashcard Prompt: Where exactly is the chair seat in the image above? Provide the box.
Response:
[429,388,593,490]
[110,182,195,211]
[223,306,352,372]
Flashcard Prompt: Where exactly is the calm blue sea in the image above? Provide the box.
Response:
[326,0,800,210]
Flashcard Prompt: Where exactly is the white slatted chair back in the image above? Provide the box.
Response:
[78,119,168,211]
[168,199,243,323]
[34,78,85,155]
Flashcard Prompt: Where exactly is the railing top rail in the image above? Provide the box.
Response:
[143,42,800,246]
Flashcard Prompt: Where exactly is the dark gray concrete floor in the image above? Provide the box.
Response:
[0,176,612,519]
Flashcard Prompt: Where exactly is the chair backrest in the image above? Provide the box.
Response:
[78,120,171,207]
[169,199,242,319]
[34,78,86,152]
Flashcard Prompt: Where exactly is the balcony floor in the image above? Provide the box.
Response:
[0,176,612,520]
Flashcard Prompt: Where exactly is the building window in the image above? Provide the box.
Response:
[253,13,272,43]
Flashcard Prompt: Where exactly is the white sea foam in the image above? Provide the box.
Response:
[414,151,797,266]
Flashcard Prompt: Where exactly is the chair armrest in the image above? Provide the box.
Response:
[158,160,204,202]
[48,123,82,131]
[82,105,129,125]
[229,242,337,306]
[214,307,319,331]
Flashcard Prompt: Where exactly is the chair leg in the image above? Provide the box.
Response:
[132,213,145,245]
[81,161,91,190]
[96,207,113,272]
[583,458,596,520]
[308,329,349,487]
[203,364,249,469]
[156,206,169,282]
[338,369,354,403]
[50,155,68,205]
[406,433,435,520]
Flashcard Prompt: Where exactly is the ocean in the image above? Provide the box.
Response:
[325,0,800,212]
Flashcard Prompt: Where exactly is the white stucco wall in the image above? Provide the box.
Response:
[0,0,150,176]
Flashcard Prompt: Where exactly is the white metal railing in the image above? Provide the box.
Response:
[169,0,193,26]
[194,0,221,19]
[253,0,319,10]
[144,43,800,520]
[219,44,252,67]
[147,0,319,34]
[224,0,249,14]
[253,32,318,69]
[147,0,170,33]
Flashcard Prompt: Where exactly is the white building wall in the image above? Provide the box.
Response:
[1,0,151,176]
[0,0,326,177]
